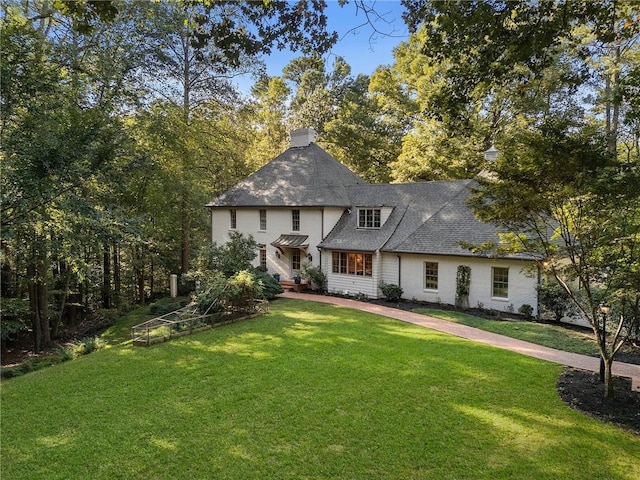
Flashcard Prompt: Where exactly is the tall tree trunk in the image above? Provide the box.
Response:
[102,241,111,309]
[135,245,145,305]
[51,264,71,339]
[181,195,190,275]
[113,242,121,309]
[37,238,51,348]
[27,261,42,353]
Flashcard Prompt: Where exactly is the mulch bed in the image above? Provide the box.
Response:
[557,368,640,435]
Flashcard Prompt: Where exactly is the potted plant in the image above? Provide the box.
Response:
[293,275,301,285]
[273,273,281,282]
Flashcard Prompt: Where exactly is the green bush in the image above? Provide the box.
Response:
[518,304,534,319]
[197,231,259,278]
[193,270,266,314]
[538,282,573,322]
[379,283,403,303]
[149,299,190,316]
[226,270,263,312]
[0,298,30,342]
[300,263,327,292]
[254,270,284,300]
[192,270,228,314]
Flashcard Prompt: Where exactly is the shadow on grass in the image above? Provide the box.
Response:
[2,298,638,480]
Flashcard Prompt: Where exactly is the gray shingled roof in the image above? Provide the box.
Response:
[206,143,365,207]
[209,142,536,261]
[320,180,537,260]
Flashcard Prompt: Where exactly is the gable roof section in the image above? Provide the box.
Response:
[320,180,537,260]
[207,143,365,208]
[319,180,470,252]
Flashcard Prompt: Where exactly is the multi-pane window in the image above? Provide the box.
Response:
[230,209,237,229]
[292,250,301,270]
[358,208,381,229]
[259,247,267,269]
[424,262,439,290]
[332,252,347,274]
[332,251,373,276]
[259,209,267,230]
[292,209,300,231]
[492,267,509,299]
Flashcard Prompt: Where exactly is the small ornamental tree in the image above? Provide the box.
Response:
[469,120,640,399]
[204,231,259,278]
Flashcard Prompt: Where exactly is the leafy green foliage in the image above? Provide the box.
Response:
[518,304,534,319]
[192,270,265,314]
[538,282,574,322]
[149,299,190,316]
[300,262,327,292]
[253,270,284,300]
[200,231,259,278]
[456,265,471,298]
[0,298,30,342]
[379,282,403,302]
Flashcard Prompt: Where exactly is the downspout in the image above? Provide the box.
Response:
[320,209,324,268]
[397,255,402,287]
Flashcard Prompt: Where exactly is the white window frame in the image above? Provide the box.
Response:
[229,209,237,230]
[292,209,300,231]
[259,209,267,231]
[492,267,509,299]
[424,261,439,291]
[332,251,373,277]
[357,208,381,229]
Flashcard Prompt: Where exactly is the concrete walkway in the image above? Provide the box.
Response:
[281,292,640,391]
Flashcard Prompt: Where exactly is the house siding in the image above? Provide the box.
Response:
[323,249,380,299]
[394,254,539,315]
[211,207,325,280]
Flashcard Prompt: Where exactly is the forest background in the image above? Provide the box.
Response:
[1,0,639,362]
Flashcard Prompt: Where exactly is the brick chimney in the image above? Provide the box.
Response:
[290,128,317,148]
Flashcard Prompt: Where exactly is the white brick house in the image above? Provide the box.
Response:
[207,128,540,315]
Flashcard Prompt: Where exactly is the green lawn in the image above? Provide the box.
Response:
[1,299,638,479]
[414,308,600,356]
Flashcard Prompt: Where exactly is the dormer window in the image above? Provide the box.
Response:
[358,208,381,229]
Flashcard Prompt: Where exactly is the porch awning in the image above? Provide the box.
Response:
[270,234,309,249]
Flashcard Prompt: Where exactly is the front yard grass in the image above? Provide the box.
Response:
[414,308,599,356]
[1,299,638,479]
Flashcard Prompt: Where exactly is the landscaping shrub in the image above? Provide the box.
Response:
[538,282,574,322]
[300,263,327,292]
[518,304,534,319]
[0,298,29,344]
[193,270,265,314]
[379,282,403,302]
[192,270,228,314]
[254,270,284,299]
[226,270,263,312]
[198,231,259,278]
[149,299,189,316]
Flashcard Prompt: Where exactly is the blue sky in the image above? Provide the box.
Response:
[236,1,409,92]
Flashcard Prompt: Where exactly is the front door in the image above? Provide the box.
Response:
[291,249,301,277]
